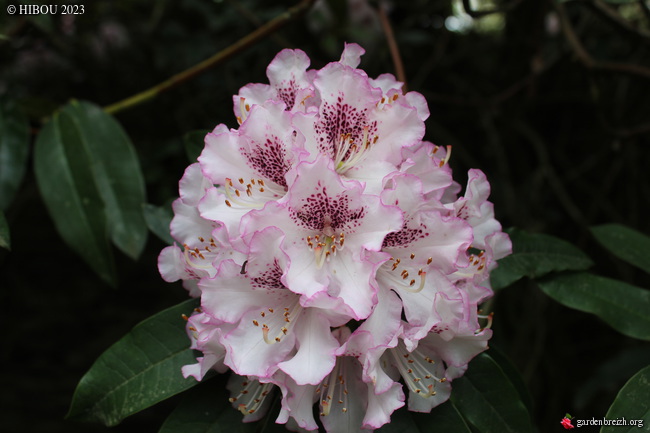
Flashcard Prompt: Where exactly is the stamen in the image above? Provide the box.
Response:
[384,257,426,293]
[229,379,274,416]
[238,97,250,124]
[438,145,452,167]
[183,242,215,270]
[390,345,442,398]
[319,359,349,416]
[259,298,302,344]
[477,312,494,331]
[333,126,376,173]
[221,177,268,209]
[306,232,345,269]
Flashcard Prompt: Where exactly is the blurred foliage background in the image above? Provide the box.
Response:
[1,0,650,432]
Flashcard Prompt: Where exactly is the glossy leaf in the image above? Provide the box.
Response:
[538,272,650,340]
[67,299,200,426]
[451,352,533,433]
[591,224,650,275]
[0,211,10,250]
[376,407,421,433]
[0,98,30,210]
[61,101,148,259]
[143,203,174,245]
[487,345,534,415]
[411,401,472,433]
[34,110,116,286]
[159,376,257,433]
[576,346,650,410]
[184,130,209,162]
[601,365,650,433]
[491,228,593,290]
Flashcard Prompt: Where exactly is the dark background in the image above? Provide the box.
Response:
[1,0,649,432]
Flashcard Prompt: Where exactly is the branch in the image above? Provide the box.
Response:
[580,0,650,46]
[461,0,524,18]
[225,0,291,47]
[378,2,407,91]
[103,0,316,115]
[640,0,650,23]
[552,0,650,80]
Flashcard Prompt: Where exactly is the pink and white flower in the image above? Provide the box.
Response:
[159,43,510,432]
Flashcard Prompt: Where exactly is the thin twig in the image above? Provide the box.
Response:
[554,1,594,67]
[461,0,524,18]
[640,0,650,22]
[225,0,290,47]
[513,120,589,227]
[552,0,650,80]
[579,0,650,45]
[378,2,407,91]
[103,0,316,115]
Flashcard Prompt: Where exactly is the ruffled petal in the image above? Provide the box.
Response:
[278,310,340,385]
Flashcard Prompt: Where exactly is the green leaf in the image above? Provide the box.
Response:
[159,376,257,433]
[67,299,200,426]
[601,365,650,433]
[0,98,30,210]
[538,272,650,340]
[576,346,650,410]
[143,203,174,245]
[376,406,421,432]
[34,110,116,286]
[451,352,533,433]
[412,401,472,433]
[375,400,473,433]
[62,101,148,259]
[591,224,650,275]
[490,228,593,290]
[486,345,534,415]
[0,211,10,250]
[184,130,209,163]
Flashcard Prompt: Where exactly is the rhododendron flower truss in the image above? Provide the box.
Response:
[158,43,510,433]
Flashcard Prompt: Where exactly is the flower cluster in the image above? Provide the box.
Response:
[159,44,511,432]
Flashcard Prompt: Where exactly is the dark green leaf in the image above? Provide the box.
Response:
[411,401,473,433]
[591,224,650,275]
[576,346,650,410]
[67,299,200,426]
[0,98,30,210]
[538,272,650,340]
[34,110,116,286]
[0,211,10,250]
[376,402,473,433]
[486,345,534,415]
[451,352,533,433]
[159,376,257,433]
[376,406,421,432]
[143,203,174,245]
[61,101,148,259]
[601,365,650,433]
[491,228,593,290]
[184,130,210,162]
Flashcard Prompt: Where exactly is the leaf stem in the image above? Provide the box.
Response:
[103,0,316,115]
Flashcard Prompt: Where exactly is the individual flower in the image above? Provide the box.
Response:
[241,155,403,320]
[199,227,348,385]
[274,327,405,432]
[198,102,305,237]
[292,51,425,193]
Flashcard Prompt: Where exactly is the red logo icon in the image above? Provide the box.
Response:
[561,413,575,429]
